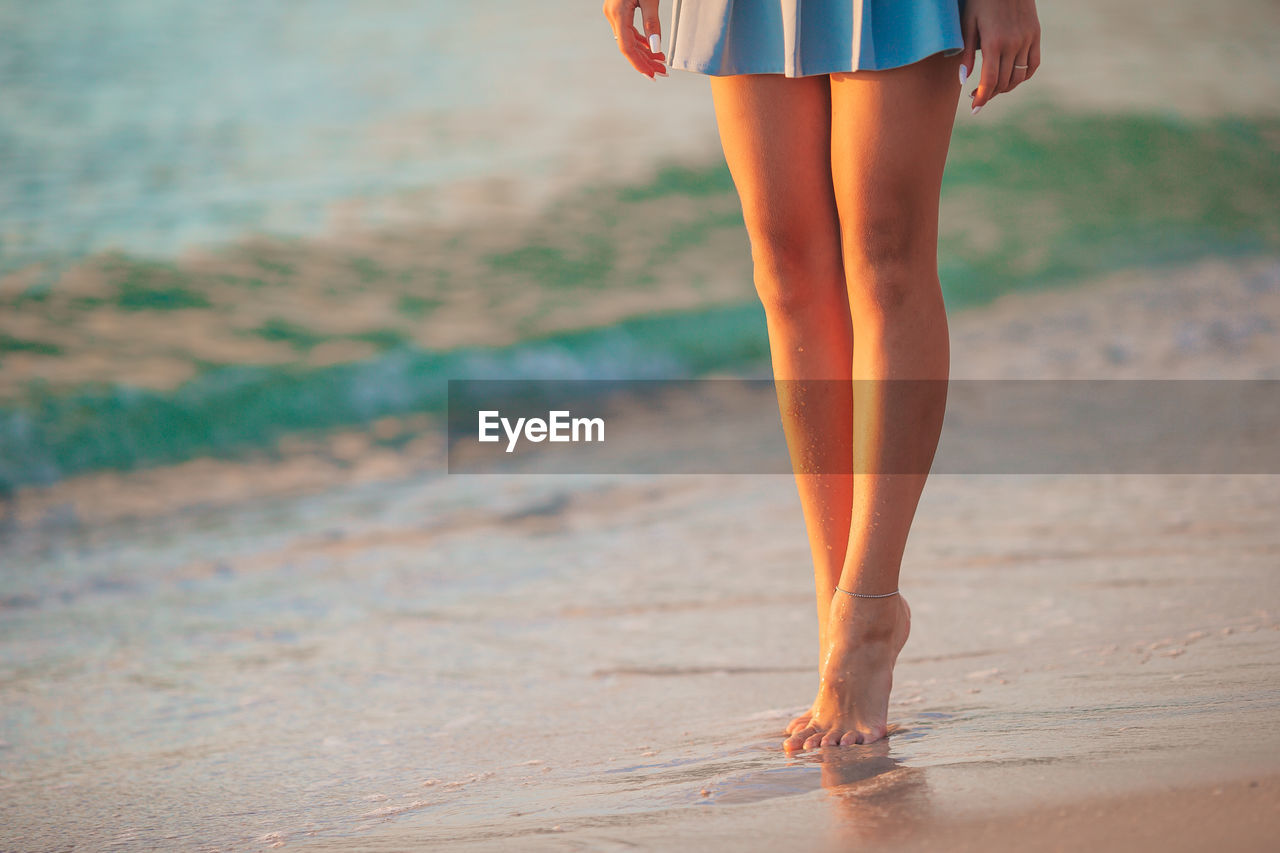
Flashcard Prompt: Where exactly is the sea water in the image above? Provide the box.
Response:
[0,0,715,271]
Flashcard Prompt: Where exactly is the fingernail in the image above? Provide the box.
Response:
[649,33,662,53]
[656,69,668,77]
[959,64,969,86]
[971,104,982,116]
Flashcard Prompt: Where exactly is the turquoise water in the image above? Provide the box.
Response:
[3,2,1280,492]
[5,108,1280,489]
[0,304,771,489]
[0,0,650,269]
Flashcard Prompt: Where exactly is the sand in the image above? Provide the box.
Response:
[5,464,1278,850]
[4,255,1280,850]
[896,775,1280,853]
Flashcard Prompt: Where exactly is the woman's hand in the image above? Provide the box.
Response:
[603,0,667,79]
[958,0,1040,115]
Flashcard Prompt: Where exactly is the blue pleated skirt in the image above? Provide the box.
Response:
[667,0,965,77]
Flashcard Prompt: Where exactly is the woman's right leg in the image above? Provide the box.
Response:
[708,73,852,729]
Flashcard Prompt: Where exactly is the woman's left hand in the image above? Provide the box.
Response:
[958,0,1041,115]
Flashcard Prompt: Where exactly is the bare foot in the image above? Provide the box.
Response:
[782,594,911,751]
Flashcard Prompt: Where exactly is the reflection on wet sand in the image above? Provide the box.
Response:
[818,735,933,848]
[701,729,933,848]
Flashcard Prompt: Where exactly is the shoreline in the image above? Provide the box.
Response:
[6,252,1279,533]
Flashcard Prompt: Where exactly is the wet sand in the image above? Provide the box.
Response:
[897,775,1280,853]
[538,774,1280,853]
[5,464,1278,850]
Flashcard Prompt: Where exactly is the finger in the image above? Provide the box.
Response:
[602,0,636,35]
[1025,36,1041,81]
[621,43,665,77]
[617,38,659,76]
[995,43,1015,95]
[627,27,665,60]
[970,44,1000,112]
[615,0,666,77]
[604,1,647,77]
[638,0,663,55]
[610,19,664,76]
[958,8,977,89]
[1005,41,1031,93]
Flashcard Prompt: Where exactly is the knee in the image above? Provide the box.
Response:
[745,218,843,319]
[842,214,937,318]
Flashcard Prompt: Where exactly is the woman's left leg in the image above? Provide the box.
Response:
[784,50,961,750]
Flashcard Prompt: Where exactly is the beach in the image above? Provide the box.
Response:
[2,463,1278,850]
[3,1,1280,850]
[4,258,1280,850]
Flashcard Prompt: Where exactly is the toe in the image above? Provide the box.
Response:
[819,730,844,747]
[783,726,816,752]
[838,730,861,746]
[802,730,825,750]
[785,712,812,736]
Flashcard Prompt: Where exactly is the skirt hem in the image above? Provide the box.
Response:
[669,45,963,78]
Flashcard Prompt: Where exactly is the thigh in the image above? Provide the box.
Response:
[829,53,961,268]
[709,74,841,262]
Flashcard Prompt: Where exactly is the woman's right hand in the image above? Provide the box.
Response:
[603,0,667,79]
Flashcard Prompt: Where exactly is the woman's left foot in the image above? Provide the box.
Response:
[783,593,911,751]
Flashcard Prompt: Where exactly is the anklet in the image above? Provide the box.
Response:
[835,586,900,599]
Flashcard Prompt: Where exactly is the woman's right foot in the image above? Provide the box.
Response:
[783,593,911,751]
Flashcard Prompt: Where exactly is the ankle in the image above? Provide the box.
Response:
[829,594,903,643]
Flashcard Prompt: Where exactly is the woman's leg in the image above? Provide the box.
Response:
[707,75,856,691]
[784,51,960,751]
